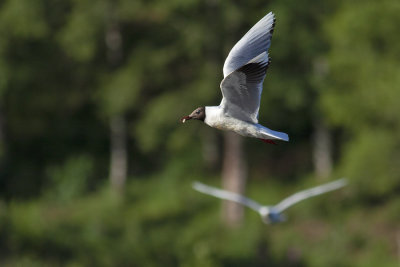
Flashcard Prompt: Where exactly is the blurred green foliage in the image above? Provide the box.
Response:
[0,0,399,266]
[46,154,93,201]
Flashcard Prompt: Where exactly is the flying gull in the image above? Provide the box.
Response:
[192,179,347,224]
[181,12,288,144]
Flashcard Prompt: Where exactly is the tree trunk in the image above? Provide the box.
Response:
[312,58,332,180]
[0,108,5,159]
[312,118,332,180]
[109,114,127,192]
[221,131,247,227]
[106,11,127,192]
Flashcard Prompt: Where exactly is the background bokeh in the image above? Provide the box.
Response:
[0,0,399,266]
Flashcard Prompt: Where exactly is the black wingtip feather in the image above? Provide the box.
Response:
[270,18,276,35]
[239,62,270,83]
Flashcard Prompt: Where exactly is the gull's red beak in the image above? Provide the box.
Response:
[180,115,191,123]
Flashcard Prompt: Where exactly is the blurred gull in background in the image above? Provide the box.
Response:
[193,178,347,224]
[181,12,288,145]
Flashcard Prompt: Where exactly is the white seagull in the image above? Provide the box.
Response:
[181,12,288,144]
[192,179,347,224]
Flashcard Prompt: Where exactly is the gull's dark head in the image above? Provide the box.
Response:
[181,107,205,123]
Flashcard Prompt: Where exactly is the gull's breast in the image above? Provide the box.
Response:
[204,106,262,138]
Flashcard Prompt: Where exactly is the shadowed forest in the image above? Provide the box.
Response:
[0,0,399,266]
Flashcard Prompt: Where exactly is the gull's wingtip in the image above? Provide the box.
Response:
[335,178,348,187]
[192,181,210,193]
[192,181,202,189]
[266,11,274,17]
[321,178,348,192]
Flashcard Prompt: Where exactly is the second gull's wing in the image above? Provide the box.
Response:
[193,181,263,213]
[274,178,348,213]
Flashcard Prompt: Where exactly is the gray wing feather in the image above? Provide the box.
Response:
[192,181,263,213]
[223,12,275,77]
[220,59,269,123]
[273,178,348,213]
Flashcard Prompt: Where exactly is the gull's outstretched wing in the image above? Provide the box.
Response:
[273,178,348,213]
[192,181,263,213]
[223,12,275,77]
[220,12,275,124]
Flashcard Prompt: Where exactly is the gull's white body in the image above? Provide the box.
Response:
[201,12,289,141]
[205,106,288,140]
[193,178,347,224]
